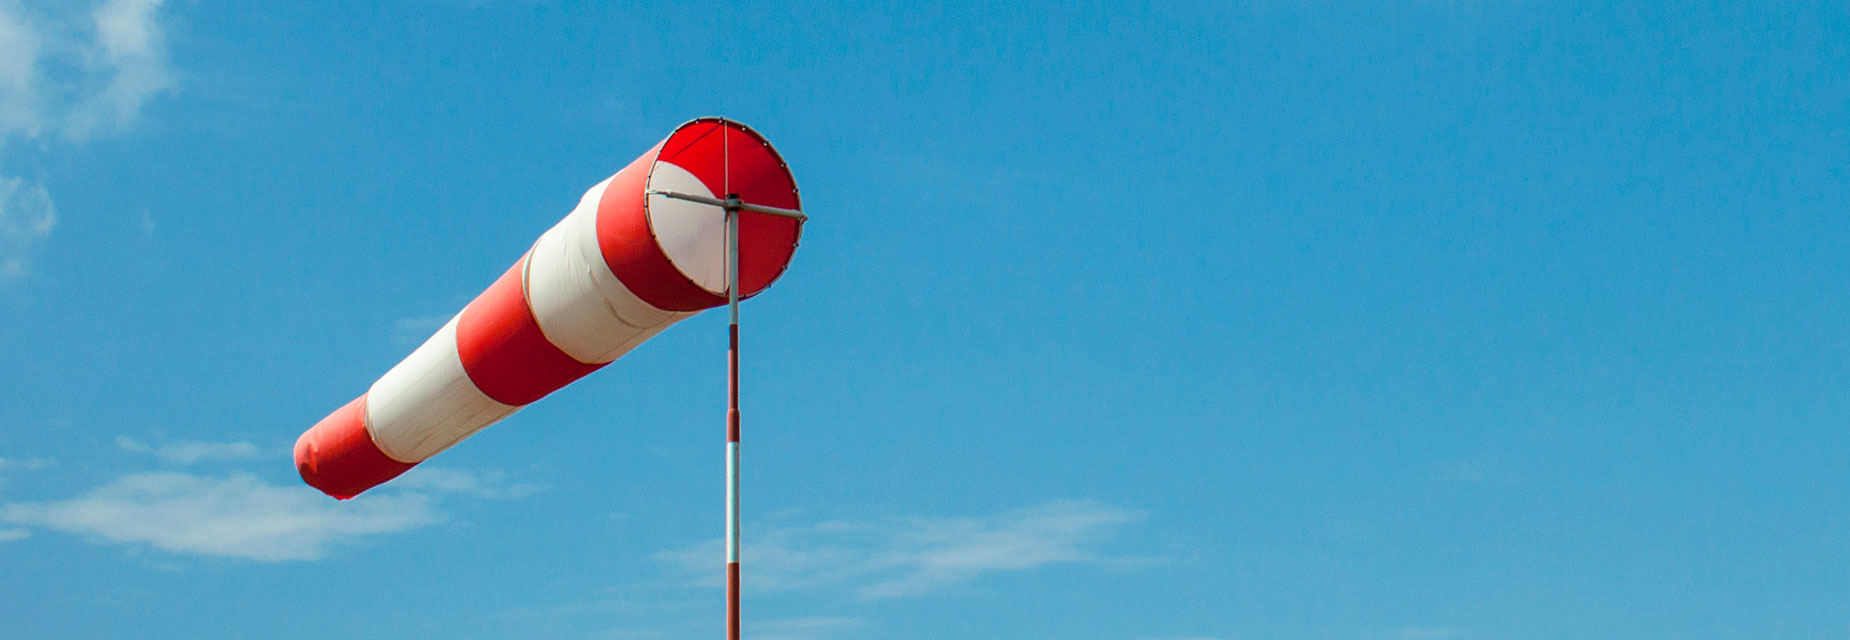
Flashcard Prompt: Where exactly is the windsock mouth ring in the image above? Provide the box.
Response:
[641,117,803,302]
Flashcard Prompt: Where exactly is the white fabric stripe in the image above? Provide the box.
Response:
[726,441,740,563]
[646,161,730,294]
[366,315,518,462]
[528,177,691,364]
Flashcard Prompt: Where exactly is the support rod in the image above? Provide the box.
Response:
[647,173,802,640]
[725,202,742,640]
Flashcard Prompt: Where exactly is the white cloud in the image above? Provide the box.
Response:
[0,0,174,140]
[115,436,264,464]
[392,314,452,348]
[0,471,442,561]
[1,444,542,561]
[0,174,56,281]
[0,3,45,137]
[0,0,173,280]
[390,466,542,499]
[0,455,57,488]
[754,616,862,640]
[655,499,1145,599]
[65,0,173,141]
[0,456,57,472]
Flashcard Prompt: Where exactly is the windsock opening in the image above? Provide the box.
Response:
[600,118,804,312]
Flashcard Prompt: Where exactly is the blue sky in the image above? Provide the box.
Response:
[1,1,1847,638]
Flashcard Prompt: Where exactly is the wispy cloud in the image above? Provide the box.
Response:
[0,456,56,472]
[0,455,56,488]
[2,444,540,561]
[754,616,863,640]
[0,175,56,281]
[0,0,174,280]
[655,499,1146,599]
[0,3,46,137]
[0,471,440,561]
[0,0,175,142]
[391,466,543,500]
[116,436,264,464]
[64,0,175,141]
[392,314,452,348]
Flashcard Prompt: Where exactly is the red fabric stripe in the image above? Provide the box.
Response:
[596,141,716,311]
[294,395,416,500]
[455,254,606,406]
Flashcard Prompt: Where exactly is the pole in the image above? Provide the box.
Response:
[643,131,803,640]
[723,121,741,640]
[725,200,741,640]
[639,127,806,640]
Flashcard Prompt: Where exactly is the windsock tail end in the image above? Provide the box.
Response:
[295,395,416,499]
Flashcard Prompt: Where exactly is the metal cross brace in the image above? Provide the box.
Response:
[647,189,808,221]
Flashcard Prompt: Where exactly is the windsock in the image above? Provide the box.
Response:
[295,118,801,499]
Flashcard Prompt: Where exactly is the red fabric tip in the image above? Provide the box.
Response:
[294,395,416,499]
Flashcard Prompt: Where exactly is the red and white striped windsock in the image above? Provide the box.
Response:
[294,118,802,499]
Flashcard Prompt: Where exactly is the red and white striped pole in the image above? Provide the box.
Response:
[648,126,805,640]
[725,123,742,640]
[653,187,804,640]
[726,201,742,640]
